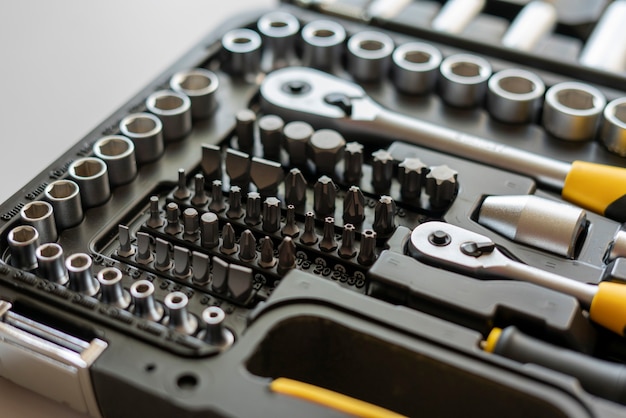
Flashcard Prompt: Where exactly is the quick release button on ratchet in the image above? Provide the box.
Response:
[281,80,311,95]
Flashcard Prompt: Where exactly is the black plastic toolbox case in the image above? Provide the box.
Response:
[2,1,626,416]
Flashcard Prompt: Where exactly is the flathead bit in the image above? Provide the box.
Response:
[398,158,428,200]
[146,196,164,228]
[173,246,192,279]
[357,229,377,266]
[313,175,336,217]
[211,256,229,294]
[182,208,200,241]
[173,168,190,200]
[228,264,254,302]
[235,109,256,153]
[343,142,364,184]
[209,180,226,212]
[343,186,366,225]
[164,292,198,335]
[117,224,135,258]
[244,192,262,226]
[259,114,284,161]
[284,168,307,208]
[300,211,318,245]
[371,149,394,193]
[250,157,284,197]
[136,232,154,264]
[165,202,182,235]
[192,251,210,285]
[373,196,396,236]
[200,212,219,248]
[258,236,277,268]
[338,224,356,259]
[220,223,238,255]
[262,197,281,233]
[226,148,251,189]
[277,237,297,276]
[281,205,300,237]
[191,174,209,206]
[155,238,172,271]
[425,165,459,209]
[239,229,257,262]
[319,217,338,252]
[226,186,244,219]
[201,144,222,181]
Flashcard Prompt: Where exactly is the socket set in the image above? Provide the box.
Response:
[3,1,626,416]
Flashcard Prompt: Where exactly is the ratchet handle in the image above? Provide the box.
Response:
[589,281,626,336]
[563,161,626,222]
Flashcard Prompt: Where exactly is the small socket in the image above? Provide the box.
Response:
[120,112,165,163]
[68,157,111,208]
[44,180,83,229]
[93,135,138,186]
[146,90,192,141]
[170,68,219,119]
[20,201,57,244]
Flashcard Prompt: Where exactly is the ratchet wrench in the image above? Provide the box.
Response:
[260,67,626,222]
[407,221,626,336]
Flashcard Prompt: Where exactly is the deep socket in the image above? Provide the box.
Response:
[66,253,99,296]
[8,225,40,270]
[20,201,57,244]
[146,90,192,141]
[44,180,83,230]
[68,157,111,208]
[221,28,262,77]
[93,135,138,186]
[119,112,164,163]
[170,68,219,119]
[36,243,68,284]
[257,11,300,71]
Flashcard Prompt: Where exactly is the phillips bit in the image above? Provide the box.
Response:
[201,143,222,181]
[228,264,254,302]
[220,223,238,255]
[211,257,229,294]
[136,232,154,264]
[239,229,257,262]
[244,192,262,226]
[250,157,284,197]
[191,174,209,206]
[338,224,357,259]
[209,180,226,213]
[373,195,397,236]
[155,238,173,271]
[283,121,313,166]
[97,267,130,309]
[284,168,307,208]
[357,229,377,266]
[66,253,100,296]
[182,208,200,242]
[200,212,219,249]
[164,292,198,335]
[173,168,191,200]
[235,109,256,153]
[164,202,182,235]
[313,175,336,217]
[225,149,251,189]
[258,236,277,268]
[192,251,210,285]
[371,149,395,193]
[398,158,428,200]
[146,195,164,228]
[130,280,163,322]
[281,205,300,237]
[259,114,284,161]
[277,236,297,276]
[300,211,318,245]
[307,129,346,176]
[117,224,135,258]
[173,246,192,279]
[343,141,364,184]
[319,217,338,252]
[343,186,366,226]
[226,186,244,219]
[425,165,459,209]
[201,306,234,348]
[263,197,281,233]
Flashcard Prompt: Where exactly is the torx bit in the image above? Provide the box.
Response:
[244,192,262,226]
[425,165,458,209]
[239,229,257,262]
[226,186,244,219]
[136,232,154,264]
[130,280,163,322]
[201,306,234,348]
[211,256,229,294]
[200,212,219,249]
[191,174,209,206]
[117,224,135,258]
[398,158,428,200]
[283,121,313,166]
[155,238,173,271]
[314,175,336,217]
[97,267,130,309]
[225,148,251,189]
[173,246,192,279]
[228,264,254,302]
[66,253,100,296]
[208,180,226,212]
[284,168,307,208]
[164,202,182,235]
[338,224,357,259]
[146,195,164,228]
[357,229,377,266]
[319,217,338,252]
[343,141,364,184]
[259,114,284,160]
[300,211,318,245]
[371,149,395,193]
[258,236,277,268]
[262,197,281,233]
[173,168,190,200]
[220,223,238,255]
[281,204,300,237]
[192,251,210,285]
[373,195,397,236]
[164,292,198,335]
[250,157,284,197]
[182,208,200,242]
[235,109,256,153]
[201,143,222,181]
[343,186,366,226]
[277,236,297,275]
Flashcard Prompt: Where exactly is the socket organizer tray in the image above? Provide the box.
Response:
[5,1,626,417]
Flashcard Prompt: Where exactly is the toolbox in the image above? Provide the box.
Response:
[2,0,626,416]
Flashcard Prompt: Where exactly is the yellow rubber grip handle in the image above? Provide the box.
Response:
[589,281,626,336]
[563,161,626,222]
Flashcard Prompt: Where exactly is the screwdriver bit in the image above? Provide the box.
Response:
[357,229,377,266]
[200,212,219,249]
[209,180,226,213]
[277,236,297,275]
[373,195,397,236]
[201,143,222,181]
[314,175,336,217]
[398,158,428,200]
[235,109,256,153]
[343,185,366,226]
[192,251,210,285]
[164,292,198,335]
[263,197,281,233]
[220,223,238,255]
[226,186,244,219]
[228,264,254,302]
[338,224,357,259]
[284,168,307,208]
[283,121,313,166]
[371,149,395,193]
[173,246,192,279]
[182,208,200,241]
[173,168,191,200]
[307,129,346,176]
[225,148,251,189]
[425,165,459,209]
[155,238,172,271]
[259,114,284,160]
[146,195,164,229]
[300,211,318,245]
[165,202,182,235]
[319,217,338,252]
[136,232,154,264]
[117,224,135,258]
[244,192,262,226]
[258,236,277,268]
[239,229,257,262]
[281,205,300,238]
[211,256,229,294]
[191,174,209,206]
[250,157,284,197]
[343,141,364,184]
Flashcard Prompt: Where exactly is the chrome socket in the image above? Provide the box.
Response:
[478,195,587,259]
[439,53,492,108]
[66,253,99,296]
[347,31,394,82]
[163,292,198,335]
[542,82,606,141]
[301,19,346,71]
[601,97,626,156]
[93,135,138,186]
[200,306,234,348]
[8,225,40,270]
[119,112,164,163]
[35,243,68,285]
[44,180,83,230]
[487,69,545,124]
[130,280,163,322]
[170,69,219,119]
[146,90,192,141]
[221,28,262,77]
[392,42,442,95]
[68,157,111,208]
[97,267,130,309]
[257,11,300,71]
[20,201,58,244]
